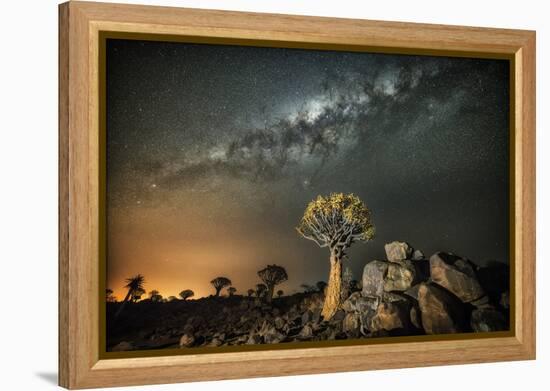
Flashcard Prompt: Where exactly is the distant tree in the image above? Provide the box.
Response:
[297,193,374,319]
[106,288,116,303]
[227,287,237,296]
[149,290,163,302]
[167,296,177,302]
[131,287,146,302]
[247,289,255,298]
[211,277,231,297]
[300,283,316,293]
[257,264,288,303]
[276,289,284,298]
[115,274,145,318]
[316,281,327,294]
[179,289,194,301]
[255,283,267,298]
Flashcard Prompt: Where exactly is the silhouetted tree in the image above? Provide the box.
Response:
[115,274,145,318]
[258,264,288,303]
[167,296,177,302]
[297,193,374,319]
[149,290,163,302]
[276,289,284,298]
[211,277,231,297]
[255,283,267,298]
[300,283,316,293]
[131,287,146,302]
[179,289,194,301]
[227,287,237,296]
[106,288,116,302]
[247,289,255,297]
[316,281,327,293]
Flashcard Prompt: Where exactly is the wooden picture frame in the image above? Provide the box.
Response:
[59,1,536,389]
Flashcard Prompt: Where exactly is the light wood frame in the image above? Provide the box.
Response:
[59,1,536,389]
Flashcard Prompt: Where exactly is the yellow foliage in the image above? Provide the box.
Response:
[297,193,375,243]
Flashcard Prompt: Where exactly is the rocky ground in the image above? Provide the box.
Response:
[107,241,510,352]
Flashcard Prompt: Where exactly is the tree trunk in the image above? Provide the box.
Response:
[266,284,274,303]
[321,252,342,320]
[114,289,133,319]
[215,287,221,297]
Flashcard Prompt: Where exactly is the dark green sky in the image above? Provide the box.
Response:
[106,39,509,299]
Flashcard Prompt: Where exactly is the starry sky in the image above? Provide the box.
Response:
[106,38,510,300]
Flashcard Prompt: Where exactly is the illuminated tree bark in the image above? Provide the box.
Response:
[297,193,375,320]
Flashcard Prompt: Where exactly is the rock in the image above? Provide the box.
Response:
[362,260,388,297]
[384,260,416,292]
[404,284,421,301]
[179,333,195,347]
[417,283,464,334]
[470,308,507,332]
[301,292,324,311]
[342,312,361,334]
[471,295,491,308]
[301,310,313,324]
[246,334,262,344]
[111,341,134,352]
[209,337,223,347]
[412,249,425,261]
[299,324,313,338]
[430,252,484,302]
[342,292,378,313]
[264,329,286,344]
[369,301,410,332]
[332,309,346,321]
[385,241,413,262]
[410,306,422,329]
[274,316,286,330]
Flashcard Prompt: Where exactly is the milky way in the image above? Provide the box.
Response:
[106,39,509,299]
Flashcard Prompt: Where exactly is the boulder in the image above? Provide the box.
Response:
[179,333,195,347]
[384,241,413,262]
[342,292,378,313]
[369,301,410,332]
[362,260,388,297]
[412,249,425,261]
[471,295,491,309]
[470,308,507,332]
[299,323,313,338]
[417,283,464,334]
[384,260,416,292]
[404,284,421,301]
[430,252,484,302]
[111,341,134,352]
[342,312,361,335]
[410,306,422,329]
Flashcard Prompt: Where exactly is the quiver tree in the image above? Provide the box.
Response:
[255,283,267,298]
[106,288,116,303]
[227,287,237,296]
[115,274,145,318]
[257,264,288,303]
[131,287,146,302]
[297,193,375,320]
[211,277,231,297]
[276,289,284,298]
[149,290,163,302]
[179,289,194,301]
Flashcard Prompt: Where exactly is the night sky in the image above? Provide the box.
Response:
[106,39,510,300]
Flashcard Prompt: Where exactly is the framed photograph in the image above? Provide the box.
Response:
[59,1,536,389]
